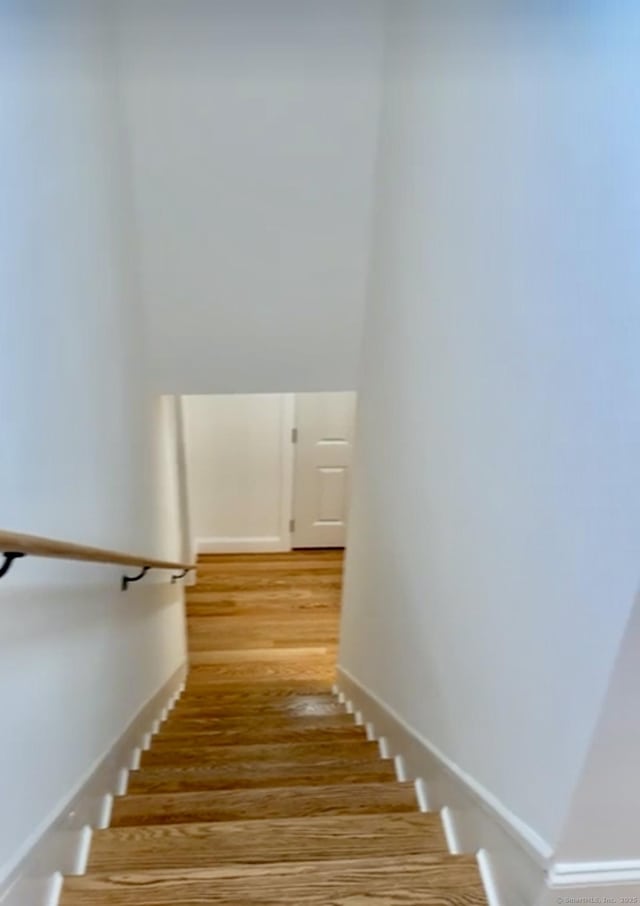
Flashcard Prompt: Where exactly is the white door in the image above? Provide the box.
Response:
[292,392,356,548]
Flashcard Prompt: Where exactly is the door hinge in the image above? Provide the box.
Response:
[291,427,298,444]
[289,518,296,534]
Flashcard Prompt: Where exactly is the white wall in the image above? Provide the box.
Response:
[0,2,186,886]
[553,592,640,864]
[340,0,640,862]
[183,394,293,553]
[116,0,384,394]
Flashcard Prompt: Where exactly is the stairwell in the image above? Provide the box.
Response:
[60,551,486,905]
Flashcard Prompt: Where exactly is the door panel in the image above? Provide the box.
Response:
[316,467,347,523]
[292,392,356,548]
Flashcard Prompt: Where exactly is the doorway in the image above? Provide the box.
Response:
[180,392,356,555]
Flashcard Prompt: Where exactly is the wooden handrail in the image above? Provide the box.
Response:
[0,529,195,587]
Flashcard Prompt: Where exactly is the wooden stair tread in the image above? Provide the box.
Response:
[111,781,420,826]
[128,757,397,794]
[195,558,343,571]
[141,739,379,767]
[171,695,343,717]
[88,812,448,871]
[159,713,351,733]
[187,605,341,614]
[183,662,336,683]
[166,716,351,728]
[189,647,335,666]
[197,550,342,561]
[62,854,485,905]
[147,723,366,747]
[173,687,335,703]
[187,636,339,651]
[180,679,335,693]
[189,575,341,591]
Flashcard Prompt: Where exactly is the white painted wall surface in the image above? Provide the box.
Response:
[0,2,186,886]
[552,592,640,863]
[154,396,189,563]
[116,0,384,394]
[183,394,293,553]
[339,0,640,858]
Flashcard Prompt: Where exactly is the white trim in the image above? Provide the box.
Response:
[279,393,295,552]
[441,806,462,855]
[173,396,194,570]
[414,778,429,812]
[394,755,408,782]
[69,827,92,876]
[96,796,112,831]
[45,874,63,906]
[477,849,502,906]
[196,536,289,554]
[115,768,128,797]
[0,664,186,906]
[548,859,640,886]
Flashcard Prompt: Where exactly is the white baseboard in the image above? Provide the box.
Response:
[0,664,187,906]
[335,666,547,906]
[538,861,640,905]
[196,536,290,554]
[336,667,640,905]
[549,858,640,886]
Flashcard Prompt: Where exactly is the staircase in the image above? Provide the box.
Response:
[61,551,486,904]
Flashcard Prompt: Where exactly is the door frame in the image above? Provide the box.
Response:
[280,393,296,552]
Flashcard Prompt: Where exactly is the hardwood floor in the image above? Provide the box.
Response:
[61,549,486,905]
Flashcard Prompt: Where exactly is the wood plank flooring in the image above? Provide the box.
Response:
[61,549,486,905]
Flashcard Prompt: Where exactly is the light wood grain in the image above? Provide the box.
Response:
[162,715,365,746]
[187,631,339,651]
[182,678,336,693]
[128,758,397,794]
[188,645,333,665]
[62,855,486,905]
[140,739,379,767]
[111,781,421,827]
[175,674,332,706]
[186,660,336,683]
[169,695,349,721]
[158,716,354,741]
[190,572,340,592]
[88,812,448,871]
[0,529,194,571]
